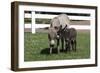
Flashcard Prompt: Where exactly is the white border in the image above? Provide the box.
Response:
[18,5,96,68]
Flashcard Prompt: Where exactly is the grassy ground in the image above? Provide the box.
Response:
[24,31,90,61]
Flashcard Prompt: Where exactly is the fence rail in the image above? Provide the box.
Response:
[25,24,90,30]
[24,12,91,33]
[25,13,91,20]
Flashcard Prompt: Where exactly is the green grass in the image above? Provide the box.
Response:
[24,31,90,61]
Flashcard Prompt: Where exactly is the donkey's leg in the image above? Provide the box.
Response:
[67,40,70,52]
[73,40,76,51]
[71,40,75,51]
[57,39,60,53]
[57,46,60,53]
[65,40,68,51]
[61,38,65,51]
[74,40,77,51]
[50,46,52,54]
[71,40,76,51]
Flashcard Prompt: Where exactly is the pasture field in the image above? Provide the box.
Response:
[24,31,90,61]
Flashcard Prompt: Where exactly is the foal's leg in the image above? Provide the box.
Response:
[68,40,71,52]
[74,40,76,51]
[61,38,65,51]
[71,40,75,51]
[72,40,76,51]
[65,40,69,51]
[57,39,60,53]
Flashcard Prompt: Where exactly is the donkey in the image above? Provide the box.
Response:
[50,14,71,51]
[48,17,61,54]
[62,27,77,52]
[57,14,70,28]
[48,27,60,54]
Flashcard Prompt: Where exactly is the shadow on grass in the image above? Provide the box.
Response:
[40,48,50,55]
[40,48,71,55]
[40,48,62,55]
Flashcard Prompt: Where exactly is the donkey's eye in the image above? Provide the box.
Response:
[54,26,58,29]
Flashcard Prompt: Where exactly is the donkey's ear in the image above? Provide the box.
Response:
[66,24,68,27]
[60,25,62,27]
[50,23,52,27]
[60,25,62,29]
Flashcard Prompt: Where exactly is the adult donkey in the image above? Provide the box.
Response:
[48,17,61,54]
[49,14,70,50]
[48,27,60,54]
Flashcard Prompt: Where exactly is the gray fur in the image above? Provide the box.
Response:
[48,27,60,54]
[50,14,70,30]
[57,14,70,29]
[48,14,76,53]
[62,28,77,51]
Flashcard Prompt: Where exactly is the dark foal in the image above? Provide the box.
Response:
[63,28,77,52]
[58,25,77,52]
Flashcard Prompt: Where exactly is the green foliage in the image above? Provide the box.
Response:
[24,18,31,24]
[35,18,51,24]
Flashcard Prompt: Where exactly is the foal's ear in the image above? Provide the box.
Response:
[66,24,68,27]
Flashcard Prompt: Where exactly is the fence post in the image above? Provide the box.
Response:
[32,11,35,33]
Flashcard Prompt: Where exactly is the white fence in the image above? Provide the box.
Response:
[24,11,90,33]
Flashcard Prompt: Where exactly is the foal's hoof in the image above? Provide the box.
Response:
[49,52,52,54]
[57,51,60,54]
[60,49,64,52]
